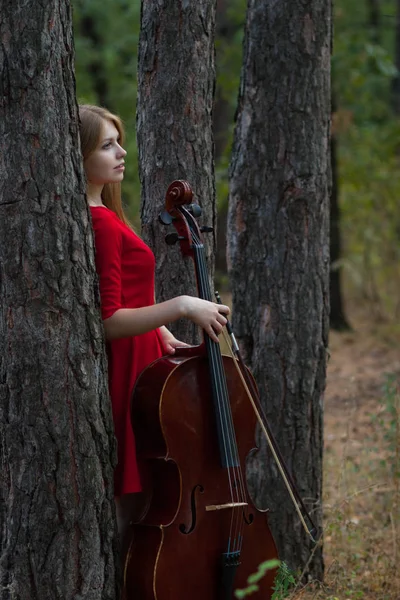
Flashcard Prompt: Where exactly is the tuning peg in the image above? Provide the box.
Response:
[159,210,174,226]
[186,204,202,218]
[165,233,186,245]
[200,226,213,233]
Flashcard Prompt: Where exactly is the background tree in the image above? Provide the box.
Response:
[227,0,331,577]
[214,0,247,279]
[367,0,381,44]
[136,0,218,342]
[0,2,118,598]
[330,93,351,331]
[392,0,400,111]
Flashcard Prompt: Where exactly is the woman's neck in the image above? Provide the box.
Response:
[86,182,104,207]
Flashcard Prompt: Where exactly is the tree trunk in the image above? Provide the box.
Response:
[0,2,118,598]
[227,0,330,579]
[137,0,217,343]
[79,13,110,108]
[213,0,239,161]
[214,0,244,279]
[366,0,381,44]
[330,102,351,331]
[393,0,400,113]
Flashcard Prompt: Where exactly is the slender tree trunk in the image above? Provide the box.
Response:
[214,0,245,278]
[393,0,400,113]
[137,0,217,343]
[227,0,330,578]
[366,0,381,44]
[330,101,351,331]
[214,0,239,161]
[0,2,118,598]
[79,14,110,108]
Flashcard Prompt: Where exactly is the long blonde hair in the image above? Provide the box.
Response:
[79,104,131,226]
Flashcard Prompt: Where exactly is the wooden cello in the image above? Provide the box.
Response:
[124,180,279,599]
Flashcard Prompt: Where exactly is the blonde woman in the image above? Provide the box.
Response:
[79,105,229,538]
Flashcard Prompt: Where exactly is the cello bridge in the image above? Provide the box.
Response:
[205,502,248,512]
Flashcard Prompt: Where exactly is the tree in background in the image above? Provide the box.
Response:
[136,0,217,342]
[330,93,351,331]
[214,0,246,278]
[392,0,400,111]
[367,0,381,44]
[0,2,118,598]
[227,0,330,578]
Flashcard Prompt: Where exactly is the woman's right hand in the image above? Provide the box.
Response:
[103,295,230,342]
[179,296,230,343]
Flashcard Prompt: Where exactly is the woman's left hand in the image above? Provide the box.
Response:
[159,326,191,355]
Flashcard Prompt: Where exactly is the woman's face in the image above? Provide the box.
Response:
[84,119,127,185]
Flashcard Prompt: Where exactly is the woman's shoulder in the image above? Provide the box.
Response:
[90,205,123,237]
[90,205,116,219]
[90,206,120,226]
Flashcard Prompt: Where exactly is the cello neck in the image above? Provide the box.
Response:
[192,243,239,469]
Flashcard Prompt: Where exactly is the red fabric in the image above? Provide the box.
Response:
[90,206,164,496]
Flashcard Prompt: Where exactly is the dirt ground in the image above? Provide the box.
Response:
[314,314,400,600]
[325,320,400,440]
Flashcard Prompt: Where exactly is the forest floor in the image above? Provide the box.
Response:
[294,311,400,600]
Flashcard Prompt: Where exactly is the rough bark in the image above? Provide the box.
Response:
[0,2,118,598]
[227,0,330,579]
[137,0,217,343]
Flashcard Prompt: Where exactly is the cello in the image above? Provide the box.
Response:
[124,180,279,599]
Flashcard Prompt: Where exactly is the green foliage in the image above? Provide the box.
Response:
[338,120,400,318]
[234,559,281,599]
[381,374,400,470]
[333,0,400,319]
[271,561,297,600]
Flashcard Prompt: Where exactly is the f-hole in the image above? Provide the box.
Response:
[179,484,204,534]
[244,510,254,526]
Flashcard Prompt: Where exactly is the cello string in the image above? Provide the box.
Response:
[193,243,240,473]
[193,242,239,474]
[191,238,240,538]
[196,248,243,552]
[187,215,246,552]
[207,339,244,552]
[193,237,246,552]
[198,264,244,552]
[198,257,251,552]
[190,238,238,550]
[192,234,248,549]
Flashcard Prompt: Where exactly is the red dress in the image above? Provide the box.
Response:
[90,206,164,496]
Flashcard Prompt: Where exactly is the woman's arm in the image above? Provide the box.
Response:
[103,295,229,343]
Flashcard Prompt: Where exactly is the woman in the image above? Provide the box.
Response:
[78,104,229,539]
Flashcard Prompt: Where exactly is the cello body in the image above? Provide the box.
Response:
[124,350,278,599]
